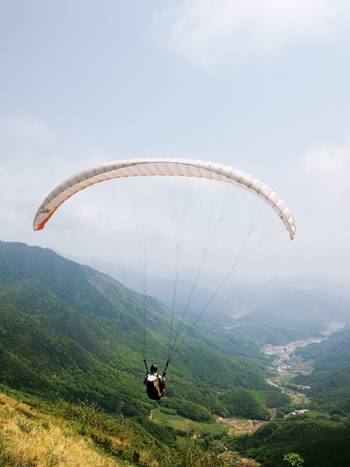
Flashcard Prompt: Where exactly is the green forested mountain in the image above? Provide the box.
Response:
[224,414,350,467]
[0,240,286,421]
[294,325,350,415]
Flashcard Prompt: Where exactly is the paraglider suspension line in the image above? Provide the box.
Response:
[162,360,169,377]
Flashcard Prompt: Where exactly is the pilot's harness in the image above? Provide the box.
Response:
[144,359,169,398]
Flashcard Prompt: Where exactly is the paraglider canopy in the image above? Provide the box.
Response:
[33,158,295,239]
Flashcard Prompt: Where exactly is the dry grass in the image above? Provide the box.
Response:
[0,392,230,467]
[0,393,125,466]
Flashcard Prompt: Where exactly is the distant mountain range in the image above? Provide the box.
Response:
[56,252,350,345]
[249,273,350,300]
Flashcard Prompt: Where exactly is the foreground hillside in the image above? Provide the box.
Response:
[0,241,286,422]
[0,389,227,466]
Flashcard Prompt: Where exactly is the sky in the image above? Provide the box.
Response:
[1,0,350,281]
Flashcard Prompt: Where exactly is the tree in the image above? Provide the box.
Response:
[284,453,304,467]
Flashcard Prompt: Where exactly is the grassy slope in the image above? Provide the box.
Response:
[0,389,228,467]
[0,392,122,467]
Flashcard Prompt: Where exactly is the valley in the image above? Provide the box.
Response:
[263,321,345,360]
[262,322,345,405]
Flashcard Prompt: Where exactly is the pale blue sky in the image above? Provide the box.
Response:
[1,0,350,279]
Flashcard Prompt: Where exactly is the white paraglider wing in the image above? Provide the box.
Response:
[33,158,296,239]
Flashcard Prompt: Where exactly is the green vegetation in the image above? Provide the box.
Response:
[2,240,350,465]
[294,326,350,416]
[0,241,284,424]
[284,453,304,467]
[221,414,350,466]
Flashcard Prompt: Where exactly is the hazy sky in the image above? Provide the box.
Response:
[1,0,350,280]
